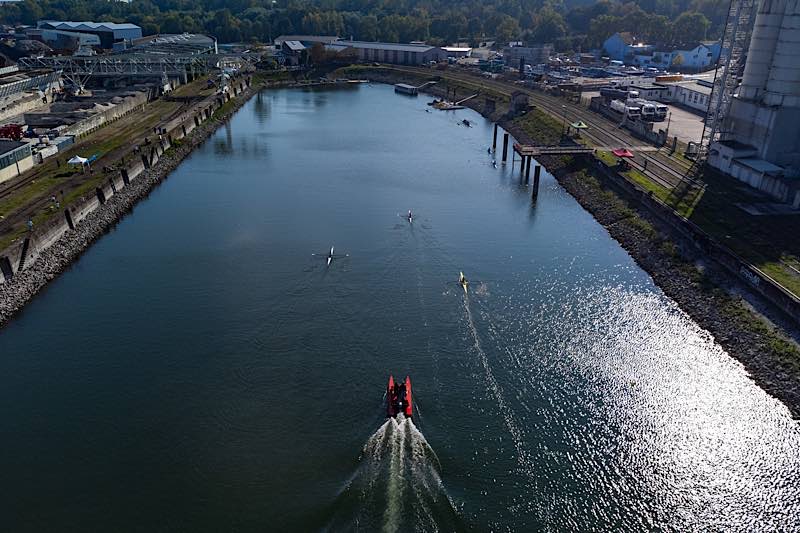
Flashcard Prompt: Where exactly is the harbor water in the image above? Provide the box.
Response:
[0,84,798,531]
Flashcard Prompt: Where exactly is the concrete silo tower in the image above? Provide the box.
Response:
[709,0,800,203]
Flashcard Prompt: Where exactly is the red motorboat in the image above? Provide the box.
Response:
[386,375,413,418]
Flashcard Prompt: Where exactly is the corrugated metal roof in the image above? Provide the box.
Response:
[0,139,28,155]
[40,21,142,32]
[274,35,339,45]
[345,41,435,53]
[283,40,306,51]
[734,158,785,174]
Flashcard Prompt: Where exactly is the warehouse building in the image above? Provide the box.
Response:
[0,140,33,185]
[502,44,554,67]
[326,41,445,65]
[25,28,101,53]
[37,21,142,49]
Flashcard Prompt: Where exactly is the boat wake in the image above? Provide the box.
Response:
[326,415,461,532]
[462,297,529,467]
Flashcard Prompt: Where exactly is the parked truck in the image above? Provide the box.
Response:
[626,98,669,122]
[610,99,641,120]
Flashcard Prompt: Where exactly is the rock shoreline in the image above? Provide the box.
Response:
[0,83,260,327]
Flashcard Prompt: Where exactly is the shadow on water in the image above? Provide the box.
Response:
[322,414,464,532]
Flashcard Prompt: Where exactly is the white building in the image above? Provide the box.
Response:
[0,140,33,185]
[657,80,712,112]
[626,42,721,72]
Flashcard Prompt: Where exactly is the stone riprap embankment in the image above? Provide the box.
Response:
[0,78,259,327]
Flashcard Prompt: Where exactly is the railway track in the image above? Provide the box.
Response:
[398,66,699,191]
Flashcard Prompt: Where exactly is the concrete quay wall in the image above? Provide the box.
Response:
[0,76,254,292]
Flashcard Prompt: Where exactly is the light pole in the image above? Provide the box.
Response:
[561,105,567,138]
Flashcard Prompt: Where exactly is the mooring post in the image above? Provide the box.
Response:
[493,124,498,151]
[532,165,541,199]
[502,133,509,163]
[525,157,532,182]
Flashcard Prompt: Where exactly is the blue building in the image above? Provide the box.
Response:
[602,32,653,61]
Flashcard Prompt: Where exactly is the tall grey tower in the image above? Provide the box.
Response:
[710,0,800,185]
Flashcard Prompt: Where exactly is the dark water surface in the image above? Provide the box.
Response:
[1,85,799,531]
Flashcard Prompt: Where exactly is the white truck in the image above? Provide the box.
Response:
[610,99,641,120]
[627,98,668,122]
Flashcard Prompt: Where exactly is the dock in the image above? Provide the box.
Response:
[513,143,595,157]
[394,80,437,96]
[394,83,419,95]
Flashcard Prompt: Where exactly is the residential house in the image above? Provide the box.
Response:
[631,42,721,72]
[602,32,653,61]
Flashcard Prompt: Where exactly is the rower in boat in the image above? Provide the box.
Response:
[459,271,469,293]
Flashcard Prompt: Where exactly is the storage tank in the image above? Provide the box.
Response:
[740,0,786,101]
[764,0,800,106]
[610,99,628,114]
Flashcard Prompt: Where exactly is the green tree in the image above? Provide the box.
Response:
[495,15,520,44]
[161,14,183,34]
[672,11,710,43]
[19,0,43,25]
[527,6,567,44]
[357,15,377,41]
[309,41,327,63]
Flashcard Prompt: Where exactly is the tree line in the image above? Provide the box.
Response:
[0,0,726,51]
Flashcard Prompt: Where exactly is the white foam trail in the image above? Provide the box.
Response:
[462,296,530,466]
[384,418,404,532]
[346,415,453,532]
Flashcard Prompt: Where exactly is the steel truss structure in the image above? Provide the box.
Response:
[698,0,759,161]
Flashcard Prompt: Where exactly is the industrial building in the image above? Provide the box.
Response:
[442,46,472,58]
[274,35,339,47]
[25,28,101,53]
[708,0,800,206]
[502,44,554,68]
[658,80,713,112]
[36,21,142,49]
[19,34,218,89]
[326,41,445,65]
[0,140,33,184]
[274,35,463,65]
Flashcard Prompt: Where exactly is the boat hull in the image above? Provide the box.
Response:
[387,375,413,418]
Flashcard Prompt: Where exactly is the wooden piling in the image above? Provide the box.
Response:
[492,124,498,150]
[502,133,509,162]
[525,157,532,182]
[532,165,541,199]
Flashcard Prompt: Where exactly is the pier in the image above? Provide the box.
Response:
[394,80,437,96]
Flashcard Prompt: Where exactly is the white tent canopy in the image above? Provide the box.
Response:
[67,155,88,165]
